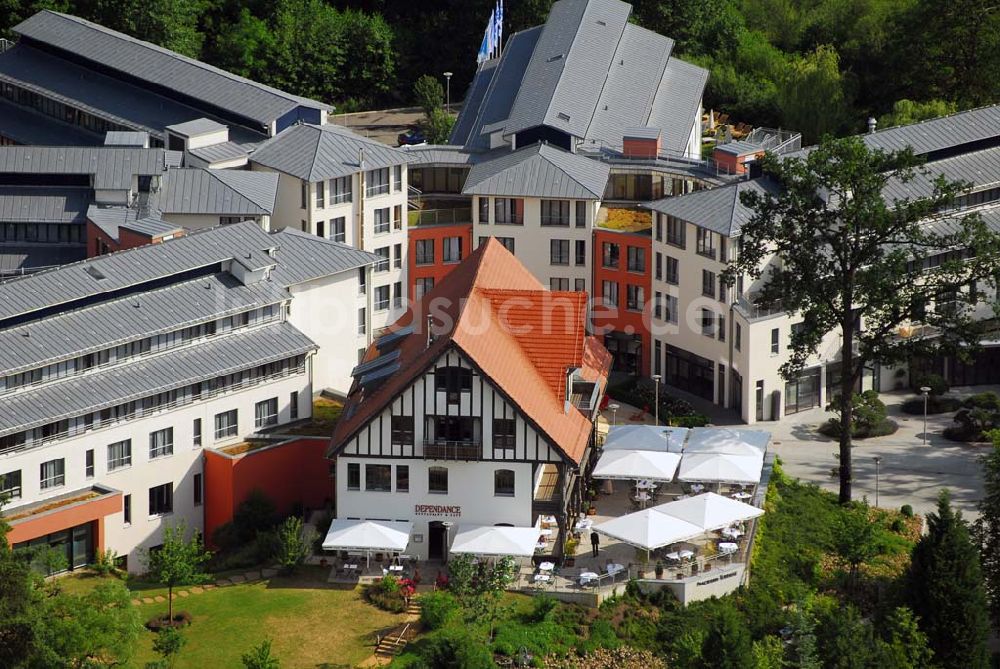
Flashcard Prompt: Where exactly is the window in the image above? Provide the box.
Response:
[428,466,448,494]
[374,207,391,234]
[702,269,716,298]
[435,366,472,401]
[1,469,22,500]
[393,205,403,230]
[300,182,307,209]
[359,267,367,295]
[495,198,523,224]
[655,213,663,241]
[602,242,619,268]
[415,277,435,299]
[575,240,586,265]
[493,418,516,448]
[85,449,94,478]
[394,243,402,269]
[479,197,489,223]
[347,463,360,490]
[735,323,742,351]
[497,237,515,253]
[575,278,586,292]
[392,416,414,445]
[367,167,390,196]
[718,276,728,303]
[494,469,515,496]
[290,391,299,420]
[332,216,346,242]
[654,291,663,320]
[255,398,279,428]
[665,294,678,324]
[654,339,662,375]
[666,216,685,247]
[358,308,366,334]
[315,181,325,208]
[149,428,173,459]
[718,314,726,341]
[396,465,409,492]
[375,246,390,272]
[123,494,131,525]
[626,285,644,312]
[655,252,662,281]
[301,220,307,232]
[602,280,619,307]
[696,227,716,259]
[214,410,238,440]
[375,285,390,311]
[443,237,462,263]
[575,200,587,228]
[194,473,202,506]
[550,239,569,265]
[540,199,570,226]
[193,419,202,447]
[331,176,352,204]
[627,247,646,273]
[701,308,715,337]
[393,281,403,308]
[316,220,325,238]
[415,239,435,265]
[393,164,403,191]
[366,464,392,491]
[149,483,173,516]
[550,278,569,290]
[107,440,131,471]
[771,328,779,355]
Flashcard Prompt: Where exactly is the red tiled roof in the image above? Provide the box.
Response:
[330,239,611,464]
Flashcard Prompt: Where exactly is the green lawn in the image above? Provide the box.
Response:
[63,568,405,668]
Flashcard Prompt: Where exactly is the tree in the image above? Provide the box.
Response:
[700,602,752,668]
[151,626,186,668]
[421,107,455,144]
[776,45,850,144]
[873,607,934,669]
[750,635,786,669]
[275,516,311,574]
[143,521,211,623]
[413,74,444,117]
[974,430,1000,627]
[788,605,821,669]
[242,638,280,669]
[730,136,1000,503]
[833,502,880,591]
[879,99,958,129]
[446,553,516,638]
[907,490,990,668]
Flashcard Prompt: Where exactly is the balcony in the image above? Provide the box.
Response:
[422,440,482,461]
[734,296,785,321]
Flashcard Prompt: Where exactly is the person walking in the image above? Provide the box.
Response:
[590,531,600,557]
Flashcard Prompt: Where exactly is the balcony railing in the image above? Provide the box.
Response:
[734,296,785,321]
[422,440,482,461]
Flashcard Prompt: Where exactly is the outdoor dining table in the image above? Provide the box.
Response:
[635,480,657,490]
[540,515,557,527]
[718,542,739,555]
[344,563,359,570]
[721,527,743,540]
[731,492,753,500]
[666,550,694,562]
[538,561,555,572]
[579,571,600,586]
[690,483,705,493]
[534,573,552,584]
[388,564,405,572]
[574,518,593,532]
[633,492,651,503]
[538,528,554,537]
[606,563,625,576]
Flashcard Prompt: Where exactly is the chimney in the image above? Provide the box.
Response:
[426,313,434,348]
[867,117,877,134]
[359,147,366,170]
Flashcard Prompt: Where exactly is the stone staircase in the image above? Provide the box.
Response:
[372,597,422,659]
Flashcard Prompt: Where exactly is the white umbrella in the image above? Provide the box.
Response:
[592,508,703,551]
[592,449,681,482]
[449,525,540,558]
[677,452,764,484]
[603,425,688,453]
[322,519,412,568]
[684,427,770,456]
[651,492,763,531]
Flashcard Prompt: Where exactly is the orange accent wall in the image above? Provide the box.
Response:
[85,220,184,258]
[591,229,652,374]
[7,491,121,548]
[203,437,332,547]
[407,223,474,301]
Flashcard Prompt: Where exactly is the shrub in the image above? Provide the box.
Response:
[900,504,914,517]
[145,611,192,631]
[607,377,701,422]
[241,639,280,669]
[275,516,313,574]
[945,394,1000,441]
[821,391,896,439]
[233,490,278,542]
[364,574,408,613]
[152,627,186,667]
[913,373,949,397]
[419,591,459,630]
[900,396,961,415]
[91,548,121,577]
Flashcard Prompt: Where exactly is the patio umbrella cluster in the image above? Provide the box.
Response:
[321,519,413,568]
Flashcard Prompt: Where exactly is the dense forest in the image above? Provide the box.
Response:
[1,0,998,141]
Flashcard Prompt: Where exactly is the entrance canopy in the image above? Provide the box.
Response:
[677,452,764,484]
[684,427,770,456]
[449,525,540,558]
[592,508,703,551]
[651,492,763,531]
[321,519,412,552]
[592,449,681,481]
[602,425,687,453]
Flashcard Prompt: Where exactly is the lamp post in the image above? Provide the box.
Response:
[609,403,620,427]
[443,72,453,113]
[652,374,662,426]
[873,456,882,507]
[441,521,454,564]
[920,385,931,446]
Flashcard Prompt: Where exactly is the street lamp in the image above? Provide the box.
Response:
[608,403,620,427]
[873,456,882,507]
[441,521,454,563]
[443,72,453,113]
[920,385,931,446]
[652,374,662,426]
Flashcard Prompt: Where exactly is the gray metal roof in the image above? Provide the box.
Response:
[645,179,778,237]
[86,204,141,241]
[158,168,278,215]
[504,0,631,139]
[14,11,330,127]
[0,145,166,189]
[120,217,183,238]
[188,141,249,164]
[166,118,227,137]
[623,127,662,140]
[463,142,610,199]
[883,145,1000,202]
[0,187,90,223]
[399,145,480,166]
[647,57,708,154]
[714,140,761,157]
[0,244,85,275]
[448,59,499,146]
[0,272,290,375]
[269,228,379,286]
[250,123,410,182]
[0,321,316,438]
[0,99,102,146]
[104,131,149,147]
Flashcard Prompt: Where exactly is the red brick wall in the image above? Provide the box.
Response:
[623,137,661,159]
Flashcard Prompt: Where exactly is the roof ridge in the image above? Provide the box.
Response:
[307,125,324,182]
[538,144,603,198]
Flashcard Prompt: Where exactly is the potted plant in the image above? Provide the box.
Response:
[563,538,578,566]
[654,561,664,579]
[637,566,646,579]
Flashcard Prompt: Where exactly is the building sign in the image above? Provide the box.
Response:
[414,504,461,517]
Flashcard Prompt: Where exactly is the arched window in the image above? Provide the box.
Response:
[428,466,448,494]
[494,469,515,497]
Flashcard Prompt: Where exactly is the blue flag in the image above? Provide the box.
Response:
[478,9,495,64]
[495,0,503,55]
